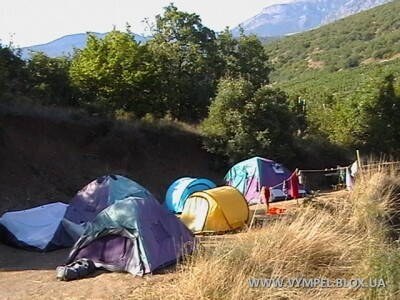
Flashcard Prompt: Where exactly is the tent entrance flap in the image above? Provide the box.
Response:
[180,196,209,232]
[74,234,141,273]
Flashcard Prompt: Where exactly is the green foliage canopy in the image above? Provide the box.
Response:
[0,44,27,99]
[201,78,296,162]
[147,4,221,121]
[279,61,400,154]
[69,30,157,116]
[217,28,271,88]
[27,52,75,106]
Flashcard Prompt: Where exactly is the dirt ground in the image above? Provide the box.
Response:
[0,243,176,300]
[0,191,348,300]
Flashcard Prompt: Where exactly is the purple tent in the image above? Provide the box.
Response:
[66,196,195,276]
[225,157,304,204]
[64,174,156,224]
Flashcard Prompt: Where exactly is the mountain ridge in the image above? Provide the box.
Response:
[20,32,149,59]
[18,1,393,59]
[233,0,392,37]
[265,0,400,82]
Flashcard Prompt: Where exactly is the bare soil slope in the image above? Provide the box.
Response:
[0,109,223,214]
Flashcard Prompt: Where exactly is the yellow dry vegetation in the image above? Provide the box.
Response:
[130,163,400,299]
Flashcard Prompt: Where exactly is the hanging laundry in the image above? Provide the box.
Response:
[345,167,354,190]
[289,172,300,199]
[350,161,358,177]
[282,180,288,196]
[338,168,346,185]
[298,171,304,185]
[259,186,270,204]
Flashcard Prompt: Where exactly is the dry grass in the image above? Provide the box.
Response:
[0,101,199,136]
[129,163,400,299]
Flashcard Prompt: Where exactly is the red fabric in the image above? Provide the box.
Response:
[263,187,270,204]
[289,173,300,199]
[260,187,270,204]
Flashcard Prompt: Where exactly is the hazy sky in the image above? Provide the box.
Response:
[0,0,293,47]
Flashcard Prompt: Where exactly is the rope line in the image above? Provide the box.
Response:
[268,171,297,190]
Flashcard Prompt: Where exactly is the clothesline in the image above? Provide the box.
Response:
[363,161,400,167]
[269,171,297,190]
[265,160,400,192]
[298,168,343,173]
[299,161,356,174]
[298,161,400,174]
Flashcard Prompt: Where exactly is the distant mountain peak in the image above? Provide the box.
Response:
[20,32,149,59]
[233,0,392,37]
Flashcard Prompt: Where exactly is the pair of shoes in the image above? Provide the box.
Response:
[56,258,96,281]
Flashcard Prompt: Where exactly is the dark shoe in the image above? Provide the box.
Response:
[56,258,96,281]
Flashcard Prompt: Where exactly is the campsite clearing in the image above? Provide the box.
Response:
[0,191,346,300]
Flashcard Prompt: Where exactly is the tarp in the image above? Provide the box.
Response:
[67,196,195,276]
[0,202,72,251]
[165,177,216,213]
[180,186,249,233]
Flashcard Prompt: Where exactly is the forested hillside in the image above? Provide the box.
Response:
[265,0,400,82]
[279,60,400,152]
[2,3,400,171]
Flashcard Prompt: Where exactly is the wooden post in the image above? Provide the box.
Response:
[356,149,364,180]
[356,150,361,168]
[248,209,257,231]
[295,168,299,205]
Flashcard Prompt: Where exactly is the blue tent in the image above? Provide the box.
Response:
[164,177,216,213]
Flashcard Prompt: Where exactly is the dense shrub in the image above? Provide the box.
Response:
[201,78,297,163]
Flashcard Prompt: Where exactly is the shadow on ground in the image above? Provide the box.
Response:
[0,244,69,271]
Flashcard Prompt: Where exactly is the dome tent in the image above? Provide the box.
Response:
[225,157,304,204]
[0,175,156,251]
[180,186,249,234]
[64,174,157,225]
[165,177,216,214]
[67,196,195,276]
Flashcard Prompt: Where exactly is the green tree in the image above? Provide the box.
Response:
[148,4,221,121]
[0,43,28,99]
[201,78,296,162]
[69,31,157,116]
[216,28,271,88]
[27,52,75,105]
[287,69,400,155]
[362,74,400,153]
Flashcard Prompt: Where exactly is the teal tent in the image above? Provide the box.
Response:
[164,177,216,213]
[225,157,299,204]
[67,196,195,276]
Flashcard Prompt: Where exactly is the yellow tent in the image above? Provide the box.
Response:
[180,186,249,233]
